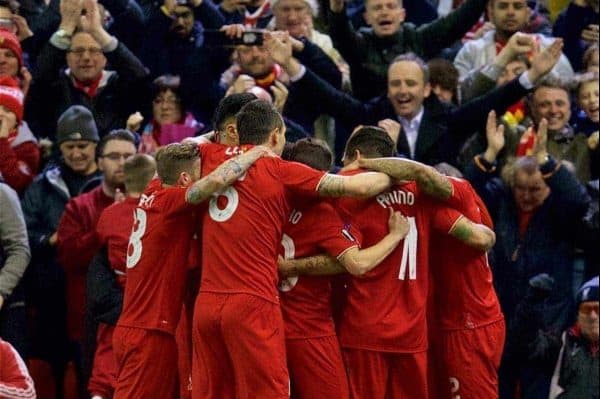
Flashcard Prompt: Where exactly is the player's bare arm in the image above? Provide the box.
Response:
[449,216,496,252]
[278,254,346,277]
[357,158,453,200]
[339,210,408,276]
[278,210,409,277]
[185,146,272,204]
[317,172,391,198]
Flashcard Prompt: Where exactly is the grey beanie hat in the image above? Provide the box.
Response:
[577,276,599,307]
[56,105,100,144]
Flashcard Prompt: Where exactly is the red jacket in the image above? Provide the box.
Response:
[57,184,114,342]
[0,123,40,194]
[0,339,35,399]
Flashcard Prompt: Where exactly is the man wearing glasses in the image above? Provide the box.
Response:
[26,0,148,140]
[54,128,137,397]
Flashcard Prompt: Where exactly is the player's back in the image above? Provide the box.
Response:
[334,171,438,352]
[280,200,360,339]
[118,179,198,335]
[431,178,503,330]
[198,143,325,303]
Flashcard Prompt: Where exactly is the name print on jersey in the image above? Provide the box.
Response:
[376,190,415,208]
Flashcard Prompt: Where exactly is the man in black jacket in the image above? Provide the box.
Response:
[25,0,149,140]
[265,32,565,164]
[464,113,591,399]
[328,0,487,100]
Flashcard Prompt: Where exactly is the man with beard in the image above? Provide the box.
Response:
[454,0,573,85]
[140,0,240,122]
[55,130,137,395]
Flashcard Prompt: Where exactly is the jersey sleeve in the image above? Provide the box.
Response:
[162,186,193,214]
[316,204,363,258]
[279,159,327,198]
[444,178,472,213]
[429,202,464,235]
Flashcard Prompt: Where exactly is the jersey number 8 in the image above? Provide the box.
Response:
[126,208,147,269]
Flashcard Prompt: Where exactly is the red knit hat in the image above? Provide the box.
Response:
[0,76,24,122]
[0,29,23,69]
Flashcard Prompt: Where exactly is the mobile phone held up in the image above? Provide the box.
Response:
[203,30,264,47]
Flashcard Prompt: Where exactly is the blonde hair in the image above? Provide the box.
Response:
[155,143,199,185]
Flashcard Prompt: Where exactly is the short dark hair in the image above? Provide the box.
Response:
[155,142,199,185]
[97,129,136,158]
[212,93,257,132]
[123,154,156,193]
[390,53,429,83]
[151,74,186,112]
[285,138,333,171]
[427,58,458,92]
[236,99,283,145]
[344,126,395,161]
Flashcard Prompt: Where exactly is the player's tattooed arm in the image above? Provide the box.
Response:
[317,172,391,198]
[339,209,408,276]
[449,216,496,252]
[357,158,453,200]
[278,254,347,277]
[185,146,272,204]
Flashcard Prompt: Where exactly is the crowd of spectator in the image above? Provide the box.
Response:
[0,0,597,398]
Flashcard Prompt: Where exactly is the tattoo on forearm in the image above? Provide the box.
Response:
[361,159,452,199]
[186,150,262,204]
[293,254,345,276]
[318,175,347,197]
[451,221,474,243]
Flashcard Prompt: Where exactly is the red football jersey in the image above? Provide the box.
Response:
[334,170,459,353]
[279,201,362,339]
[117,179,199,335]
[96,197,139,287]
[198,143,327,303]
[430,178,503,331]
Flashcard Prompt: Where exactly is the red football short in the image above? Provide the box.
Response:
[192,292,289,399]
[436,319,506,399]
[112,326,178,399]
[342,348,427,399]
[286,335,349,399]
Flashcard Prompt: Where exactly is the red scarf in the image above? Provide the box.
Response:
[570,324,599,356]
[73,74,103,98]
[244,0,270,27]
[254,64,282,89]
[516,126,537,157]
